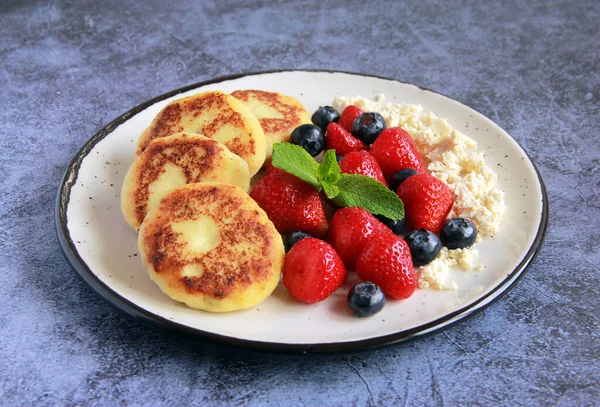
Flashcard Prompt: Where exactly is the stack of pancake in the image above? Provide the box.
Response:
[120,90,310,312]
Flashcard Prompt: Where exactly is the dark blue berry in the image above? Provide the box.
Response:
[441,218,477,249]
[290,124,325,157]
[351,112,387,144]
[284,231,312,252]
[375,215,406,236]
[311,106,340,131]
[347,282,386,317]
[404,229,442,266]
[336,154,344,164]
[389,168,419,192]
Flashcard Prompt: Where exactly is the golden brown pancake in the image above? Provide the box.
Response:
[137,91,266,175]
[230,90,311,160]
[138,182,284,312]
[121,133,250,231]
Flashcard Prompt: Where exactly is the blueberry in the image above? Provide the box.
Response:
[347,282,386,317]
[284,231,312,252]
[404,229,442,266]
[311,106,340,131]
[351,112,387,144]
[441,218,477,249]
[375,214,406,236]
[336,154,344,164]
[290,124,325,157]
[389,168,419,192]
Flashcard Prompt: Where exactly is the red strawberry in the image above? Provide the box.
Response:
[264,158,281,175]
[325,122,367,155]
[396,172,453,235]
[339,151,387,185]
[283,238,346,303]
[250,171,328,237]
[338,105,363,133]
[369,127,426,180]
[355,231,416,300]
[327,207,388,269]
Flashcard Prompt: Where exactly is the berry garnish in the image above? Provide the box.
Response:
[271,143,405,221]
[284,230,312,252]
[396,172,453,235]
[339,151,387,185]
[290,124,325,157]
[338,105,363,133]
[283,238,346,303]
[351,112,387,144]
[336,154,344,164]
[311,106,340,131]
[249,170,328,237]
[441,218,478,249]
[388,168,419,192]
[264,158,283,176]
[325,122,367,155]
[375,214,406,236]
[348,282,386,317]
[369,128,426,179]
[355,231,416,300]
[404,229,442,266]
[327,207,388,269]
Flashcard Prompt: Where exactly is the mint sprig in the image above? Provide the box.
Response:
[318,150,341,187]
[271,143,404,220]
[333,174,404,220]
[272,143,321,190]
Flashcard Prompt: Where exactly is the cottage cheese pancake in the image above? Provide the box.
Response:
[121,133,250,231]
[231,90,311,160]
[138,183,284,312]
[137,91,266,175]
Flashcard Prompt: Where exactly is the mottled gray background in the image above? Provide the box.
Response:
[1,0,599,406]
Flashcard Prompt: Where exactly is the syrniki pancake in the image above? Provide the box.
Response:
[137,91,266,175]
[231,90,311,160]
[138,183,284,312]
[121,133,250,231]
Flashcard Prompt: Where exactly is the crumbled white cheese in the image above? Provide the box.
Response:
[417,248,481,290]
[333,95,505,290]
[417,249,458,291]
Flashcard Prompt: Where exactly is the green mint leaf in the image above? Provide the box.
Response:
[318,150,341,186]
[271,143,321,191]
[333,174,405,220]
[322,182,340,199]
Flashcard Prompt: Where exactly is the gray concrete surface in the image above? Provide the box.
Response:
[1,0,599,405]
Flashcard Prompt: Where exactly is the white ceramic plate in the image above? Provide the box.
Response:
[56,70,548,352]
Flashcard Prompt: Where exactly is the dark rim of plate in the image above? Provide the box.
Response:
[55,69,549,354]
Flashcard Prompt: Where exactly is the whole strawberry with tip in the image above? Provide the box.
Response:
[356,231,417,300]
[339,151,387,186]
[396,172,453,235]
[328,207,388,269]
[283,238,346,303]
[250,170,328,237]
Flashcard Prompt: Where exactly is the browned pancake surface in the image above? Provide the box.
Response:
[231,89,308,145]
[133,135,217,225]
[141,184,277,301]
[138,92,257,160]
